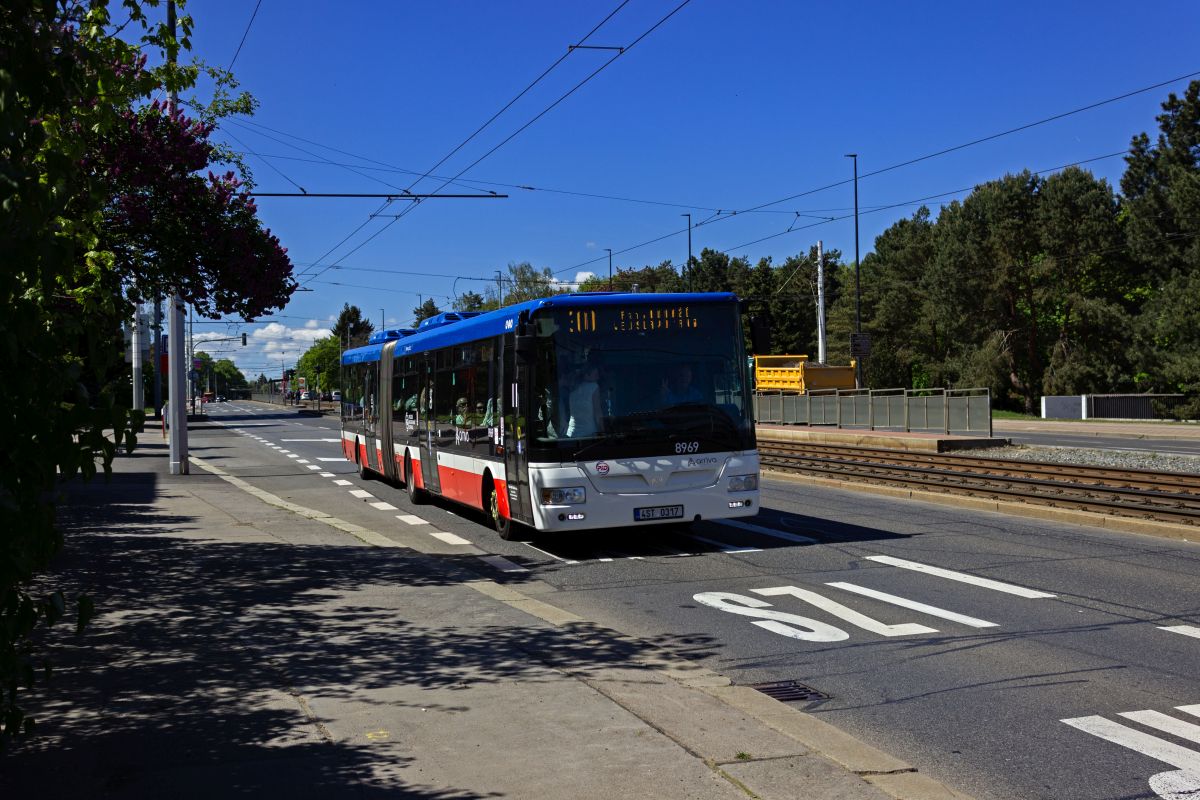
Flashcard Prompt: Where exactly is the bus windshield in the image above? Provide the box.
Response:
[529,301,754,458]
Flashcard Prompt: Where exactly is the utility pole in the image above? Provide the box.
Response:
[153,294,162,418]
[816,240,827,364]
[681,213,692,289]
[379,308,385,331]
[188,305,195,413]
[166,0,188,474]
[606,248,612,291]
[130,300,144,411]
[845,153,862,388]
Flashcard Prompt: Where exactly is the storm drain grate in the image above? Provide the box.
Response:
[748,680,828,703]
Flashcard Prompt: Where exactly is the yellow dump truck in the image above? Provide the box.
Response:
[753,355,856,393]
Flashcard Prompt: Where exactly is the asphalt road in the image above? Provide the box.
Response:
[198,402,1200,800]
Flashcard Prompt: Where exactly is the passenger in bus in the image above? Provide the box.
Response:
[662,363,703,405]
[454,397,471,427]
[566,364,603,437]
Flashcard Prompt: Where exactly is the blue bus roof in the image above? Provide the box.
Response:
[341,291,738,365]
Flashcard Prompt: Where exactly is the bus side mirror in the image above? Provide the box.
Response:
[749,316,772,353]
[514,333,535,365]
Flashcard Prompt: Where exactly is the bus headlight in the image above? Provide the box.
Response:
[728,474,758,492]
[541,487,586,505]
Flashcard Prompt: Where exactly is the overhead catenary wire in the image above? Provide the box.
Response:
[227,0,263,71]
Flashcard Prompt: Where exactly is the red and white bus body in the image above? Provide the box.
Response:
[341,292,760,535]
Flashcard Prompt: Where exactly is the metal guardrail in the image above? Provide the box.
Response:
[754,387,993,436]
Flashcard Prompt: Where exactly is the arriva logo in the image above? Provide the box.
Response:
[686,456,720,468]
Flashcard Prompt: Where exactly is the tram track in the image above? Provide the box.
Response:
[758,441,1200,526]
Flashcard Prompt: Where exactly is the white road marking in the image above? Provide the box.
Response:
[296,460,310,464]
[865,555,1056,598]
[287,454,299,459]
[752,585,937,637]
[369,501,397,511]
[333,480,352,486]
[478,555,528,573]
[1159,625,1200,639]
[319,472,334,477]
[689,534,762,554]
[520,541,579,564]
[316,457,344,462]
[825,582,998,628]
[1180,705,1200,719]
[1062,715,1200,772]
[717,519,816,544]
[306,465,321,470]
[349,490,374,499]
[281,438,341,442]
[396,515,427,525]
[1119,710,1200,745]
[430,531,471,545]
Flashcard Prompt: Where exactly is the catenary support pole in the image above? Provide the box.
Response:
[166,0,188,474]
[816,240,827,364]
[131,301,144,411]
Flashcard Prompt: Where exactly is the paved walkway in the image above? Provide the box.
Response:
[1,434,967,799]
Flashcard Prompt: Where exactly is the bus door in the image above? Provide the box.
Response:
[420,358,442,494]
[502,334,531,524]
[378,342,397,481]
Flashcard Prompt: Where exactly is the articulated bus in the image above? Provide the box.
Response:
[340,292,760,539]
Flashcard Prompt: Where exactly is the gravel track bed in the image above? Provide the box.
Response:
[966,444,1200,475]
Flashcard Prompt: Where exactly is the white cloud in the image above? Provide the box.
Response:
[585,242,596,249]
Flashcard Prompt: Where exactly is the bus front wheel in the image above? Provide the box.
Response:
[486,479,519,540]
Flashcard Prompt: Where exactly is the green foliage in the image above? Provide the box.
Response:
[331,303,373,347]
[0,0,293,744]
[296,336,341,393]
[412,298,443,324]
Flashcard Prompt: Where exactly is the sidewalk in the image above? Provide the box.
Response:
[1,436,968,799]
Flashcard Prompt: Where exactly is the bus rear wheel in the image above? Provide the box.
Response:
[405,454,426,504]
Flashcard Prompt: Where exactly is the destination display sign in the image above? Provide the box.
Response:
[565,305,702,335]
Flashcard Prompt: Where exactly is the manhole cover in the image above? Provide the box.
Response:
[748,680,828,703]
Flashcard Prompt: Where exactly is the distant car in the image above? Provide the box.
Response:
[216,395,227,402]
[331,391,342,401]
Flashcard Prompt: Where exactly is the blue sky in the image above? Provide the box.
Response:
[177,1,1200,378]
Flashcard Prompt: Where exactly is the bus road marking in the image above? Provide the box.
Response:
[349,490,374,499]
[865,555,1056,598]
[717,519,817,544]
[825,582,997,628]
[689,533,762,554]
[1062,713,1200,773]
[519,541,579,564]
[1159,625,1200,639]
[478,555,529,573]
[429,532,471,546]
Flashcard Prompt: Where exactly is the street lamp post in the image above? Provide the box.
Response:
[605,248,613,291]
[845,153,862,387]
[681,213,692,289]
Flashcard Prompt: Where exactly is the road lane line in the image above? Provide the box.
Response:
[319,472,334,477]
[369,501,397,511]
[396,515,427,525]
[287,454,300,459]
[689,534,762,554]
[716,519,816,544]
[1159,625,1200,639]
[1062,715,1200,771]
[333,480,352,486]
[306,465,321,470]
[1119,710,1200,745]
[296,460,310,464]
[477,555,528,573]
[316,457,343,462]
[281,438,341,442]
[430,531,471,545]
[1179,705,1200,719]
[349,489,374,499]
[864,555,1056,598]
[825,582,998,627]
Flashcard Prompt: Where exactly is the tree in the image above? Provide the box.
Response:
[296,336,341,394]
[1,0,294,742]
[453,290,488,312]
[413,298,443,324]
[331,303,373,348]
[499,261,565,305]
